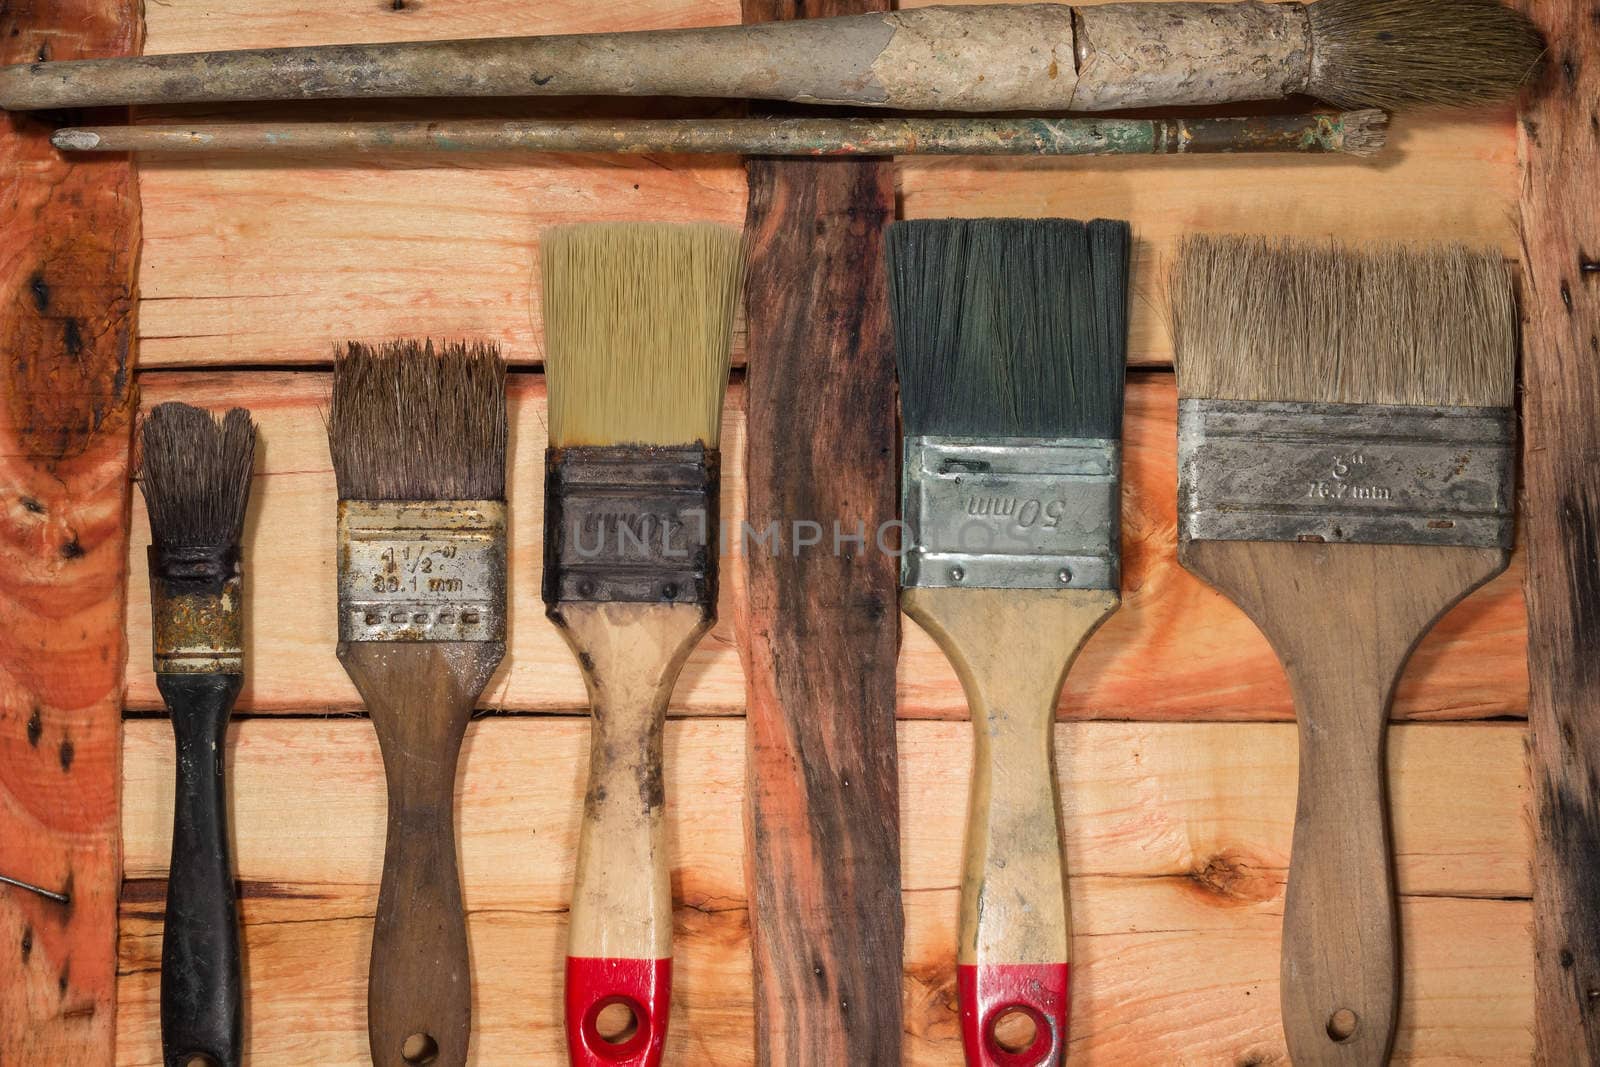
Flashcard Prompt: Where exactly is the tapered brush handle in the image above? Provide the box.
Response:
[1179,540,1508,1066]
[0,4,1312,112]
[338,641,503,1067]
[159,672,244,1067]
[549,601,712,1067]
[902,586,1119,1067]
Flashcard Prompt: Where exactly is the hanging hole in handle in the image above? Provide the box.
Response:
[983,1002,1052,1064]
[183,1056,220,1067]
[582,994,650,1059]
[596,1000,640,1045]
[1326,1008,1359,1042]
[402,1032,440,1064]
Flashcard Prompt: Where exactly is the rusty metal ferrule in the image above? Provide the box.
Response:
[336,499,507,643]
[543,445,719,609]
[149,544,244,674]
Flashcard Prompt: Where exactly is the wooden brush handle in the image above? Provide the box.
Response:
[551,602,712,1067]
[1180,540,1508,1065]
[338,641,503,1067]
[902,586,1119,1067]
[158,673,244,1067]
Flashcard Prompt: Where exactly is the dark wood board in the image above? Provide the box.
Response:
[738,0,903,1057]
[0,1,142,1062]
[1517,2,1600,1062]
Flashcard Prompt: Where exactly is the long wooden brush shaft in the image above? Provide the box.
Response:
[0,3,1312,110]
[902,586,1118,1067]
[555,602,712,1067]
[51,113,1383,156]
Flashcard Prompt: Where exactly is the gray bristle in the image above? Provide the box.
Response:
[888,217,1131,439]
[327,340,507,501]
[1170,235,1516,408]
[139,403,256,549]
[1307,0,1545,110]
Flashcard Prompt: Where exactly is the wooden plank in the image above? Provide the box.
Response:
[0,0,141,1061]
[114,718,1533,1064]
[1514,0,1600,1059]
[125,371,1527,720]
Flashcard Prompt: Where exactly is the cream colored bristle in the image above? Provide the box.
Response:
[541,222,742,448]
[1170,235,1515,408]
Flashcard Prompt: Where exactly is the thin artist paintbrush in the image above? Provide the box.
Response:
[139,402,256,1067]
[1171,236,1516,1063]
[0,0,1541,113]
[52,112,1388,158]
[541,223,740,1067]
[326,341,507,1067]
[888,217,1131,1066]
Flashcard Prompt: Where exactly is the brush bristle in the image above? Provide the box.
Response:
[139,403,256,549]
[1170,235,1515,408]
[327,340,507,500]
[541,222,742,449]
[888,217,1131,440]
[1307,0,1545,110]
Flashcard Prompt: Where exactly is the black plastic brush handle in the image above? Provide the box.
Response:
[158,672,245,1067]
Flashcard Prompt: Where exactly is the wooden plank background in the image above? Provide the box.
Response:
[98,0,1543,1063]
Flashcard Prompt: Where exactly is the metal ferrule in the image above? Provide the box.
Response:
[1178,399,1515,548]
[901,435,1121,591]
[543,445,718,608]
[149,544,244,674]
[336,499,507,642]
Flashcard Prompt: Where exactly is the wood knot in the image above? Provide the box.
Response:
[1187,850,1278,905]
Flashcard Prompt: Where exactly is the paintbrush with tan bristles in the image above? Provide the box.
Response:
[326,340,507,1067]
[139,402,256,1067]
[1171,236,1516,1064]
[540,222,740,1067]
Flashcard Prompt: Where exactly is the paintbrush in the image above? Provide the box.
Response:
[540,222,740,1067]
[51,112,1388,158]
[1170,236,1516,1063]
[0,0,1541,112]
[326,340,507,1067]
[138,401,256,1067]
[888,217,1130,1066]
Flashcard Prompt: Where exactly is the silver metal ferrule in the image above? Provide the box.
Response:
[337,499,507,642]
[1178,399,1515,548]
[901,435,1121,590]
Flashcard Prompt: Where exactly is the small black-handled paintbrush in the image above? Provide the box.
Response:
[889,216,1131,1066]
[139,401,257,1067]
[326,341,508,1067]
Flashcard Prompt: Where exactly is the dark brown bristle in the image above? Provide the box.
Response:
[327,340,507,501]
[1307,0,1545,111]
[139,403,256,549]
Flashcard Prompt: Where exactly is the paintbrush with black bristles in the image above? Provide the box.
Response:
[888,216,1130,1066]
[139,401,256,1067]
[326,340,507,1067]
[540,222,740,1067]
[1171,236,1516,1064]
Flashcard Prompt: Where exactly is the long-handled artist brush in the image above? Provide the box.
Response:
[138,402,256,1067]
[1170,237,1516,1064]
[51,112,1388,158]
[889,217,1130,1066]
[0,0,1541,113]
[540,223,740,1067]
[326,341,507,1067]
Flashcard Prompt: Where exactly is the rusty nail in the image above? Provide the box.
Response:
[0,871,71,906]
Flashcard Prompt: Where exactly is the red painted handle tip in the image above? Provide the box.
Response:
[565,956,670,1067]
[957,962,1070,1067]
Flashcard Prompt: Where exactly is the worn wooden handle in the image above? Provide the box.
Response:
[338,641,502,1067]
[1180,540,1508,1065]
[550,602,712,1067]
[902,586,1119,1067]
[159,673,244,1067]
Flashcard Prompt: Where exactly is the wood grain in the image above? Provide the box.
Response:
[125,372,1527,720]
[114,716,1534,1064]
[1515,0,1600,1059]
[1182,541,1510,1065]
[738,0,904,1044]
[0,0,141,1061]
